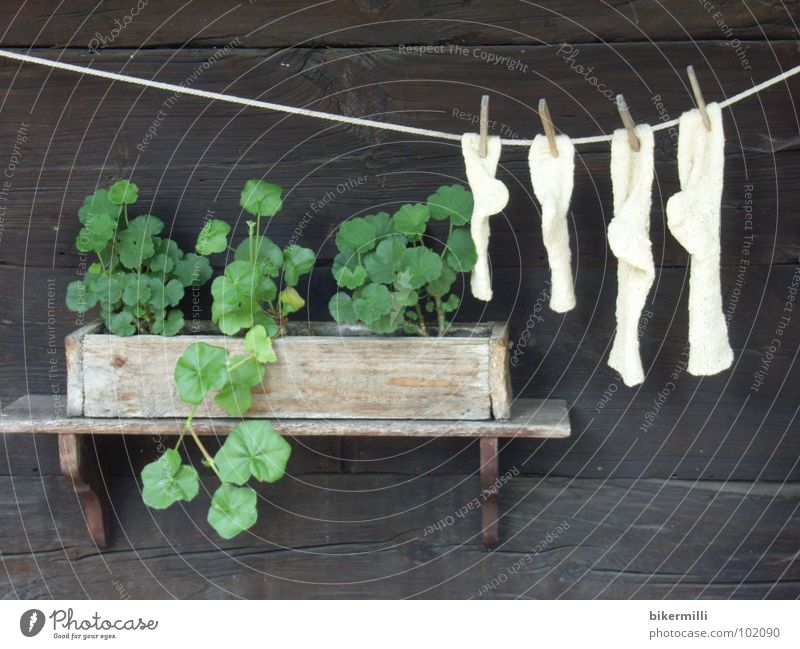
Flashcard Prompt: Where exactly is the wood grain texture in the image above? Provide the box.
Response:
[489,323,512,419]
[0,474,796,598]
[1,395,570,439]
[2,1,797,47]
[0,3,798,598]
[58,433,110,548]
[72,322,505,419]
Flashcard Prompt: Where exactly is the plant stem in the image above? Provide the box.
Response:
[414,304,428,336]
[123,204,129,225]
[185,408,222,480]
[174,404,197,451]
[403,320,426,336]
[434,295,446,336]
[440,223,453,258]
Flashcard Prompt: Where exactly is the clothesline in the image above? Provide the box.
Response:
[0,48,798,146]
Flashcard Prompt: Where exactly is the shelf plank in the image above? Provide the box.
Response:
[1,395,569,439]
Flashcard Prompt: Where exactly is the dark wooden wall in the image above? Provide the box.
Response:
[1,1,798,598]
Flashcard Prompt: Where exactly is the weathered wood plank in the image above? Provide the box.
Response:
[1,395,570,438]
[3,1,796,47]
[75,322,501,419]
[489,323,512,419]
[0,475,796,598]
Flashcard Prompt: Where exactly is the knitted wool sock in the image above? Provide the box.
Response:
[666,103,734,375]
[529,134,576,312]
[461,133,509,302]
[607,124,656,387]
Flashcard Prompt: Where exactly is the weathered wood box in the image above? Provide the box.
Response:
[66,321,512,420]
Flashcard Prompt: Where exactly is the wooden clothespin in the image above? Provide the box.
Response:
[479,95,489,157]
[538,98,559,158]
[616,94,640,152]
[687,65,711,131]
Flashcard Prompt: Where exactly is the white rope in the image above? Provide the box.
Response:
[1,49,798,147]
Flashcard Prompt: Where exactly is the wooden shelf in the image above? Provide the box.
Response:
[1,394,570,550]
[1,395,569,438]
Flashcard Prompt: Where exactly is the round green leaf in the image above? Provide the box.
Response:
[121,273,152,306]
[211,296,257,336]
[365,212,394,241]
[329,292,357,324]
[426,265,457,296]
[445,227,478,272]
[244,325,276,364]
[196,219,231,255]
[334,264,367,289]
[335,218,377,254]
[234,235,283,278]
[141,449,199,509]
[76,220,117,254]
[107,310,137,336]
[174,342,229,404]
[76,189,120,253]
[108,180,139,206]
[391,203,429,241]
[207,484,258,539]
[214,420,292,485]
[240,179,283,218]
[150,238,183,274]
[117,228,156,270]
[363,236,408,284]
[95,273,124,304]
[428,184,473,225]
[282,245,315,286]
[227,354,266,388]
[401,246,443,289]
[152,309,185,336]
[174,253,213,288]
[66,280,97,312]
[353,283,393,324]
[214,380,253,417]
[78,188,121,226]
[224,260,277,302]
[127,214,164,237]
[367,311,404,334]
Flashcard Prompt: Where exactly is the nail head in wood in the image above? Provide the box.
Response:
[616,94,640,152]
[687,65,711,131]
[479,94,489,157]
[538,98,559,158]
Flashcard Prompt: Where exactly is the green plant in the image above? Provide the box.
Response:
[140,179,313,539]
[195,179,315,336]
[65,179,212,335]
[140,325,291,539]
[328,184,477,335]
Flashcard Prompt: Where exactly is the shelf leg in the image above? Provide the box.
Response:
[479,437,500,549]
[58,433,110,548]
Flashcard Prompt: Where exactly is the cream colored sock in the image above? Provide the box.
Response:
[529,134,576,312]
[666,103,734,376]
[461,133,509,302]
[607,124,656,387]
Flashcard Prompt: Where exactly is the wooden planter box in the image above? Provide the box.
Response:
[66,321,512,420]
